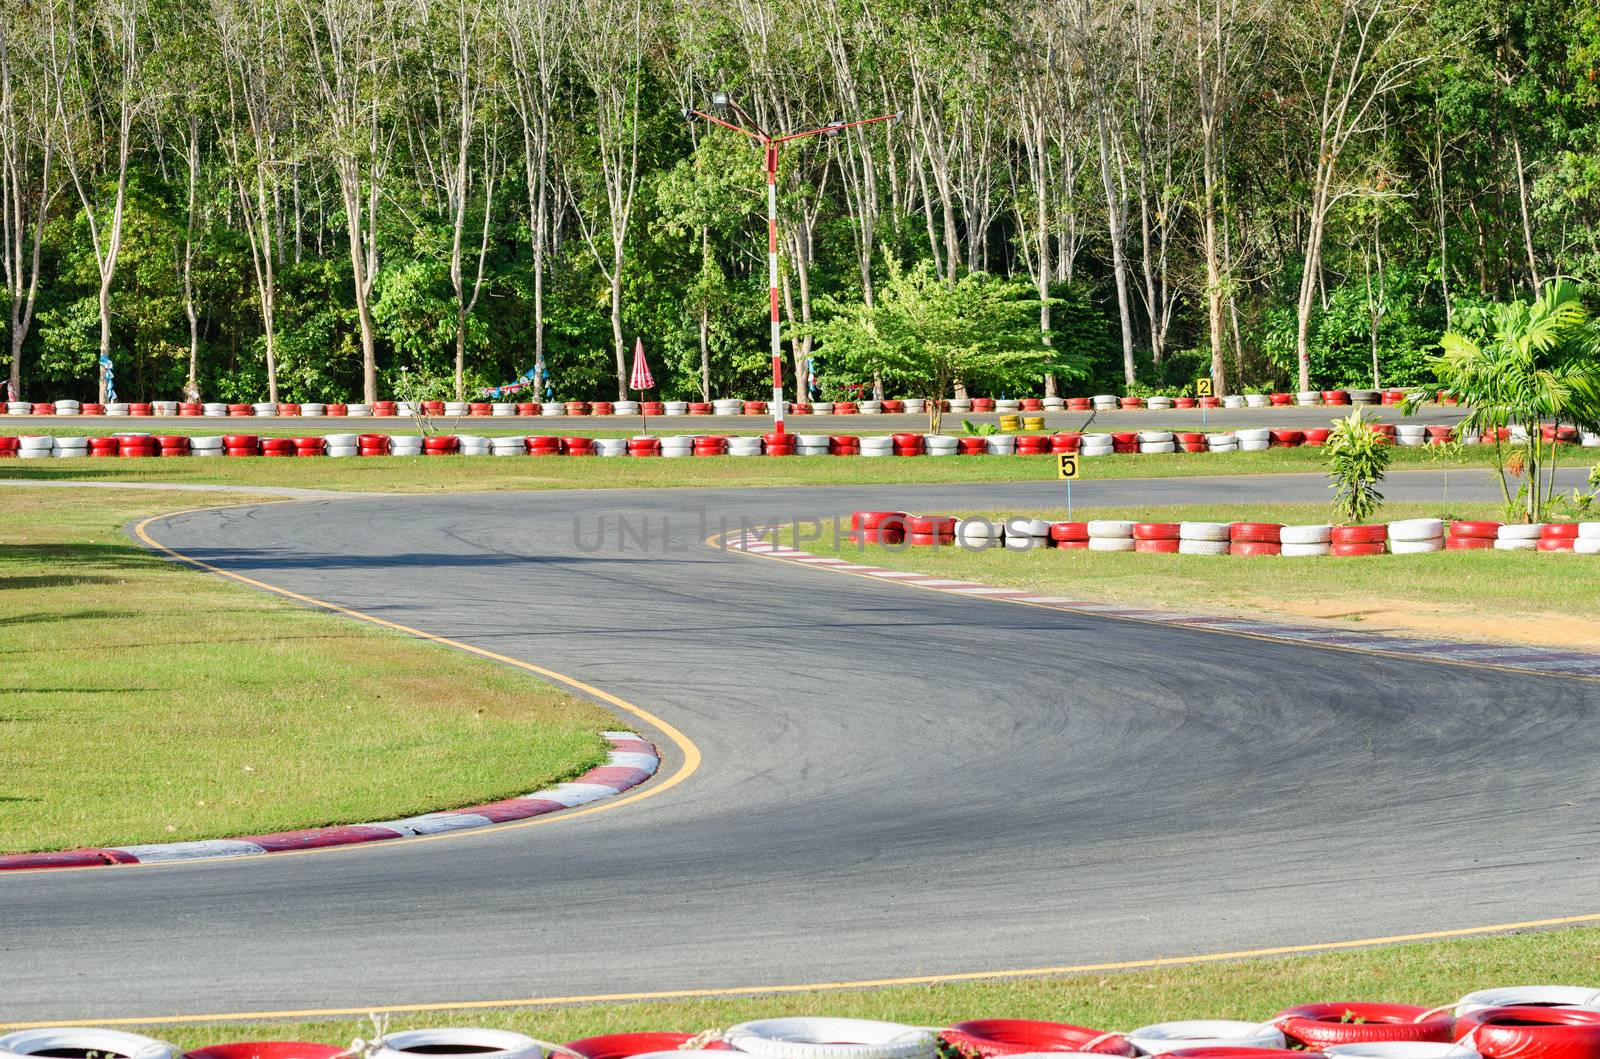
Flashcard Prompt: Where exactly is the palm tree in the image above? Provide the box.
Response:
[1415,281,1600,522]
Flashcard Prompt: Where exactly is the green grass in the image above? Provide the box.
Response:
[0,445,1510,493]
[0,487,613,853]
[100,924,1600,1045]
[780,500,1600,651]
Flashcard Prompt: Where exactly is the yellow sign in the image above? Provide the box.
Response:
[1196,377,1214,397]
[1057,453,1080,480]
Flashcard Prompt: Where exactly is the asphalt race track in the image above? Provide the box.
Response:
[5,470,1599,1022]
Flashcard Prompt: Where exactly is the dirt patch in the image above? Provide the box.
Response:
[1260,597,1600,651]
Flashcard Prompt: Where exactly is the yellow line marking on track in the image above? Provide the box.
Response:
[7,911,1599,1029]
[723,532,1600,684]
[2,501,700,876]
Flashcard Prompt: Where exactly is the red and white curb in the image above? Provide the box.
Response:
[0,731,657,872]
[731,535,1600,680]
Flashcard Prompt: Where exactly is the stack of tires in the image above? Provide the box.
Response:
[360,434,392,456]
[1080,433,1113,457]
[1066,397,1092,411]
[1269,429,1304,448]
[743,400,768,415]
[1331,523,1386,556]
[293,436,328,457]
[1015,434,1050,456]
[540,402,567,418]
[891,433,924,456]
[613,400,639,415]
[626,436,661,457]
[835,401,860,415]
[956,436,987,455]
[1578,524,1600,554]
[1236,428,1270,451]
[486,436,521,457]
[1003,518,1051,550]
[261,437,296,457]
[1176,432,1206,453]
[114,435,155,457]
[851,511,906,545]
[302,402,327,417]
[157,435,190,457]
[1178,522,1230,555]
[525,436,562,456]
[860,436,893,457]
[810,402,835,415]
[1050,522,1089,549]
[925,434,958,456]
[1139,430,1175,454]
[1207,432,1240,454]
[828,435,860,456]
[423,436,458,456]
[954,517,1001,549]
[1281,524,1332,556]
[728,436,763,456]
[1539,524,1578,552]
[794,434,830,456]
[1147,395,1172,410]
[224,434,260,457]
[1303,428,1332,446]
[564,437,597,456]
[659,436,695,458]
[904,399,927,414]
[88,436,119,457]
[1132,523,1180,552]
[1446,520,1498,550]
[54,400,81,416]
[1244,393,1269,408]
[984,434,1018,456]
[390,435,423,457]
[1087,520,1135,552]
[906,515,956,546]
[594,438,627,456]
[1110,432,1138,454]
[17,435,53,458]
[326,433,361,456]
[1230,522,1281,556]
[1395,424,1426,447]
[1092,394,1118,410]
[1386,518,1444,553]
[1049,433,1081,453]
[1496,523,1540,551]
[54,435,88,458]
[712,398,743,417]
[190,436,223,457]
[1295,390,1322,406]
[764,431,795,456]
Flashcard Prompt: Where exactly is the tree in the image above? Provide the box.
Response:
[809,260,1079,432]
[0,6,58,399]
[1418,280,1600,522]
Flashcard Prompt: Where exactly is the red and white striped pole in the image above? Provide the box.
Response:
[766,141,785,437]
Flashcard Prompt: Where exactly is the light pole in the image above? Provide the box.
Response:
[685,94,896,437]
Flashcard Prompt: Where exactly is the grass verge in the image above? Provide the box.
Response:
[0,487,612,853]
[779,500,1599,651]
[0,445,1515,493]
[110,925,1600,1046]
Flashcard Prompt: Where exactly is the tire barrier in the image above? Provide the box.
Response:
[186,1043,345,1059]
[1127,1021,1287,1054]
[1454,1007,1600,1059]
[844,512,1599,559]
[372,1030,544,1059]
[941,1019,1134,1057]
[0,1029,179,1059]
[1455,988,1600,1017]
[566,1034,729,1059]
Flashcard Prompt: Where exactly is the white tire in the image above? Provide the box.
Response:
[725,1018,935,1059]
[189,435,224,450]
[947,399,972,413]
[203,403,229,416]
[492,403,516,416]
[1282,542,1331,557]
[902,399,926,413]
[1079,444,1113,457]
[323,433,357,446]
[1042,398,1064,410]
[1494,538,1536,551]
[664,401,688,415]
[859,401,882,414]
[1244,393,1269,407]
[1087,536,1135,552]
[614,400,641,415]
[984,435,1017,455]
[994,399,1020,413]
[1280,524,1332,545]
[326,445,357,458]
[1236,428,1270,443]
[1138,430,1174,443]
[252,402,278,416]
[1572,538,1599,553]
[594,438,627,456]
[1455,986,1600,1017]
[1389,537,1443,554]
[1178,539,1230,556]
[1005,518,1051,538]
[1087,520,1135,539]
[796,434,829,446]
[1388,518,1444,542]
[810,402,835,414]
[540,404,567,417]
[0,1030,178,1059]
[1139,441,1176,453]
[1128,1022,1286,1055]
[1180,522,1231,542]
[1147,396,1173,409]
[1004,536,1045,551]
[1239,439,1269,451]
[1497,523,1542,541]
[444,402,469,416]
[1577,522,1600,539]
[925,436,958,456]
[374,1029,542,1059]
[954,517,1003,541]
[797,444,830,456]
[859,437,894,456]
[300,403,326,416]
[1296,391,1322,404]
[346,403,371,416]
[1222,395,1246,409]
[728,438,764,456]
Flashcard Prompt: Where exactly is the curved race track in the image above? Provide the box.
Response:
[4,471,1600,1023]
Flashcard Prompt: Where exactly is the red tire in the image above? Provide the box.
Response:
[1132,523,1180,540]
[908,515,957,535]
[591,402,613,415]
[292,437,326,455]
[1332,542,1386,557]
[1230,541,1282,556]
[261,438,295,455]
[1175,433,1205,444]
[1303,429,1331,446]
[1230,522,1283,543]
[1455,1007,1600,1059]
[224,447,255,457]
[1015,438,1051,454]
[847,528,904,545]
[1050,522,1089,542]
[1111,432,1138,445]
[957,437,988,455]
[222,435,260,449]
[1537,538,1575,552]
[943,1020,1133,1058]
[852,510,908,531]
[1331,524,1388,544]
[1054,539,1090,550]
[1542,523,1580,539]
[186,1045,345,1059]
[1450,520,1501,539]
[1270,430,1304,447]
[1050,434,1082,453]
[1446,537,1495,550]
[469,403,492,416]
[908,532,954,547]
[1277,1003,1454,1050]
[1166,1051,1311,1059]
[1135,539,1181,553]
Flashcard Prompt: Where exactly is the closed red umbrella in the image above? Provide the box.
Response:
[630,337,654,432]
